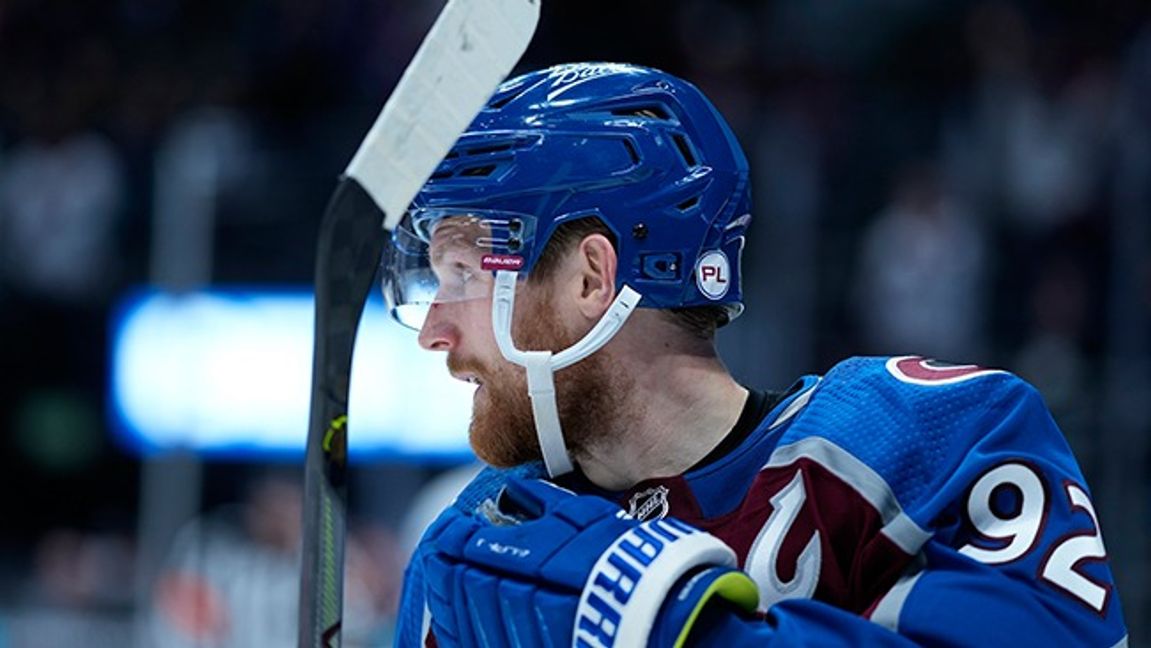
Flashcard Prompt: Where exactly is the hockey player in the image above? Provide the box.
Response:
[383,62,1128,646]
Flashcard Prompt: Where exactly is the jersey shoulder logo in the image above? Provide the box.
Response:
[744,470,821,612]
[885,355,1005,386]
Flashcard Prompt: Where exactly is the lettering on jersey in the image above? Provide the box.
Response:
[960,461,1113,614]
[744,470,822,611]
[695,250,731,300]
[959,462,1048,565]
[573,518,697,648]
[1042,483,1111,614]
[627,486,670,522]
[886,355,1005,386]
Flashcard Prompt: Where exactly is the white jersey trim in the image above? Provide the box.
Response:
[869,553,926,631]
[762,436,933,555]
[421,602,431,643]
[768,380,820,430]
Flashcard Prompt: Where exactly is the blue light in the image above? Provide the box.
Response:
[109,289,475,462]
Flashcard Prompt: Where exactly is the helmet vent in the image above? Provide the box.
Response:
[611,106,671,120]
[459,164,497,177]
[622,139,640,165]
[466,143,514,156]
[487,89,521,110]
[676,195,700,211]
[488,96,514,109]
[672,134,698,167]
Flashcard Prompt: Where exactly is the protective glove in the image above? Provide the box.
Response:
[423,477,759,647]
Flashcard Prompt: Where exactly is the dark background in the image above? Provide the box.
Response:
[0,0,1148,645]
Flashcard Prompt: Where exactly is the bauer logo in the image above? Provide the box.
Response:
[481,254,525,271]
[548,63,622,88]
[695,250,730,300]
[573,518,697,648]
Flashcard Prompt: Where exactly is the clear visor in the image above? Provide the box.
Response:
[381,209,536,330]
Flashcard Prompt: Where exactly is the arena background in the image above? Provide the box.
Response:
[0,0,1148,644]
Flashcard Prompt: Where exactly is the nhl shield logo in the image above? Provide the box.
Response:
[627,485,670,521]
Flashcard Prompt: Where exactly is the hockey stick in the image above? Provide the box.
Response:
[297,1,540,646]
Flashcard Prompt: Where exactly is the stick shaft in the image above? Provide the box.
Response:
[298,178,384,648]
[298,1,539,645]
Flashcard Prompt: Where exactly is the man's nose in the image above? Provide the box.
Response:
[418,302,457,351]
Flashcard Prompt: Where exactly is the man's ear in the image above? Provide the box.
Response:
[573,233,618,320]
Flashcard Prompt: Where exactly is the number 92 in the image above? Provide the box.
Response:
[958,462,1112,614]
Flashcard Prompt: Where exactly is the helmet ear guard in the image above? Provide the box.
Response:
[383,63,753,476]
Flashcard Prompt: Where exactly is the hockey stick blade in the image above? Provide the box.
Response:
[346,0,541,231]
[298,1,540,647]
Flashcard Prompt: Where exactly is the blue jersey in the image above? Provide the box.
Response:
[397,356,1128,646]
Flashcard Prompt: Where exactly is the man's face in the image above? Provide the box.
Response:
[416,217,620,467]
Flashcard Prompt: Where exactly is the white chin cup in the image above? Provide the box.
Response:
[491,270,642,477]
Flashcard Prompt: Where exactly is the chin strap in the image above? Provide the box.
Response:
[492,270,642,477]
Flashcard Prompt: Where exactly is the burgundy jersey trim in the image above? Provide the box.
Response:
[885,355,1006,386]
[763,437,933,555]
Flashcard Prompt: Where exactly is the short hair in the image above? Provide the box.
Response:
[528,217,728,340]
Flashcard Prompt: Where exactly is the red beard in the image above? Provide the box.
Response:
[448,294,626,468]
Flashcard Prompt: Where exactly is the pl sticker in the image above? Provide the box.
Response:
[695,250,731,300]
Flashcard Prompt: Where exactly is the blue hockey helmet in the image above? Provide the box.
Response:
[383,62,752,329]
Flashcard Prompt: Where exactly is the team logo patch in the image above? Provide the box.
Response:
[627,486,670,521]
[886,355,1005,386]
[695,250,730,300]
[481,254,524,271]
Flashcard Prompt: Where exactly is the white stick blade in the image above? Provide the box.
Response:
[345,0,540,231]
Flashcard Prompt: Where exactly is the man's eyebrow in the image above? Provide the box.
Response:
[429,238,475,266]
[428,227,460,265]
[429,222,488,258]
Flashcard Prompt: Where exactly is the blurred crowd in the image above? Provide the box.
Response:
[0,0,1148,645]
